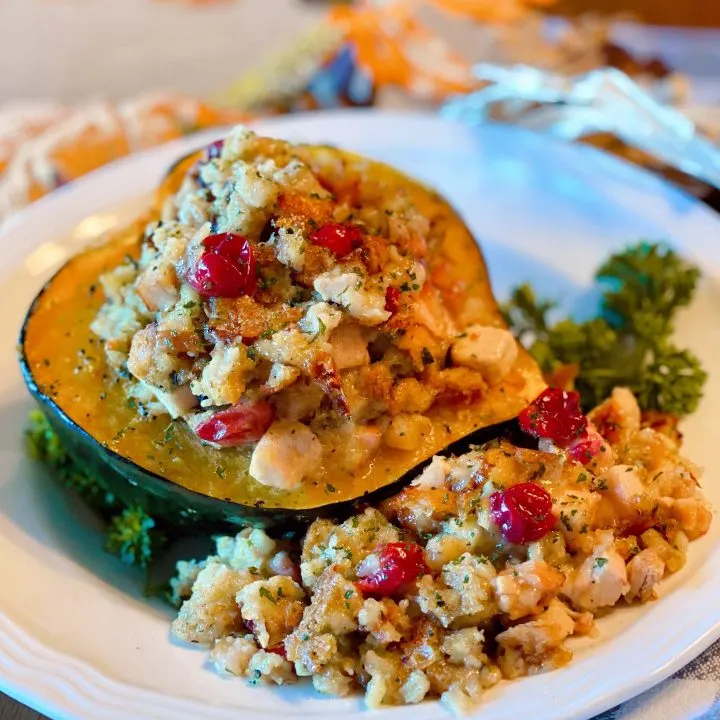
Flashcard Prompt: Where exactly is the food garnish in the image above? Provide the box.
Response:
[504,242,706,415]
[26,410,164,569]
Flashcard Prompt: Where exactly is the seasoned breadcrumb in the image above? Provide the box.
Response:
[171,388,711,712]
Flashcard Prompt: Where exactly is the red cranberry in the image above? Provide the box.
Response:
[568,424,604,464]
[385,286,400,314]
[206,139,224,160]
[186,232,256,298]
[194,401,274,446]
[266,644,287,658]
[490,482,556,544]
[356,542,427,596]
[518,388,587,447]
[309,223,364,258]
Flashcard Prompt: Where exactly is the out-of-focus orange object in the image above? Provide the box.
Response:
[328,0,559,100]
[426,0,557,23]
[329,1,476,99]
[0,94,248,220]
[0,103,69,176]
[1,0,569,221]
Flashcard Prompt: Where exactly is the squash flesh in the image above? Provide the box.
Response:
[21,147,545,513]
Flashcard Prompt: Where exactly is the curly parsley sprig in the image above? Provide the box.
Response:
[26,410,167,569]
[503,242,707,416]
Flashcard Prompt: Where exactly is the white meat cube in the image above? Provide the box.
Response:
[249,421,323,489]
[450,325,518,385]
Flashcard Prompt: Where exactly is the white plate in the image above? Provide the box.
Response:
[1,111,719,720]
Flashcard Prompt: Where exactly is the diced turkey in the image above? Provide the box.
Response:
[249,421,323,489]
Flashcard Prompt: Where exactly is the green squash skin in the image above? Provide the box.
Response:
[20,319,519,532]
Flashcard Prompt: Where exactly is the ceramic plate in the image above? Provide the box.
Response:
[1,111,719,720]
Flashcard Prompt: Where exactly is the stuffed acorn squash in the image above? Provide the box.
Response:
[19,126,545,528]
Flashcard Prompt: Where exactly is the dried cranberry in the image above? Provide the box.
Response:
[568,424,604,464]
[490,482,556,544]
[309,223,364,258]
[385,286,400,314]
[356,542,427,596]
[206,139,224,160]
[518,388,587,447]
[186,232,256,298]
[194,401,274,446]
[267,644,287,658]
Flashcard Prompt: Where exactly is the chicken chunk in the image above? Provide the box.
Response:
[299,301,343,339]
[330,322,370,370]
[450,325,518,385]
[562,541,629,613]
[265,363,300,393]
[210,635,258,676]
[384,413,432,451]
[599,464,652,521]
[135,258,179,312]
[411,456,452,489]
[314,268,391,325]
[588,387,641,445]
[668,496,712,540]
[554,490,601,535]
[625,549,665,603]
[496,599,579,678]
[494,560,565,620]
[149,383,197,418]
[127,322,183,389]
[333,423,383,472]
[249,421,323,489]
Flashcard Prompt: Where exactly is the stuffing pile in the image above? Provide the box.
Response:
[91,125,523,490]
[170,386,711,713]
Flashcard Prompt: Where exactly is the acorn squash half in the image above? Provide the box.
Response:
[19,140,545,530]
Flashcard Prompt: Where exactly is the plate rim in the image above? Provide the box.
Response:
[2,108,720,720]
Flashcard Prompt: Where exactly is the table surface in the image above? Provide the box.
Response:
[0,697,44,720]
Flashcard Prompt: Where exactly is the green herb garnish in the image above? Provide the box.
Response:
[503,242,706,415]
[25,410,167,570]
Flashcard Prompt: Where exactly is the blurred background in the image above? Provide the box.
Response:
[4,0,720,101]
[1,0,719,218]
